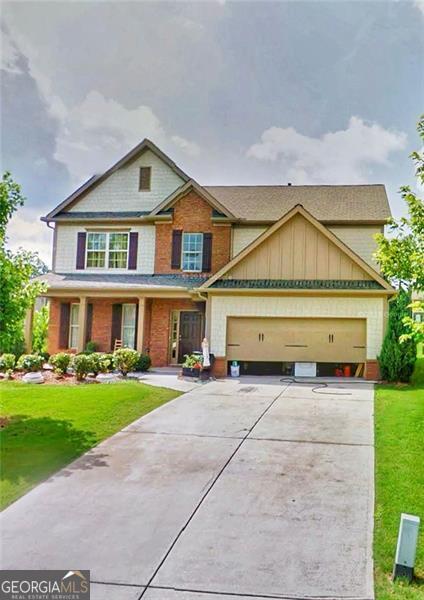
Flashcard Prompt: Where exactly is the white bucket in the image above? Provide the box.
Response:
[230,365,240,378]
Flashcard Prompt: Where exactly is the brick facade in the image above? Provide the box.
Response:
[154,191,231,275]
[364,360,381,381]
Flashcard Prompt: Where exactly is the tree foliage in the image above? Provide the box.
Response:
[0,172,47,353]
[378,290,416,382]
[32,305,49,354]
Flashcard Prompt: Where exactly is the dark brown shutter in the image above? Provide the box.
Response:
[171,230,182,269]
[139,167,151,191]
[85,303,93,345]
[202,233,212,272]
[111,304,122,350]
[128,232,138,270]
[59,302,70,348]
[76,232,86,269]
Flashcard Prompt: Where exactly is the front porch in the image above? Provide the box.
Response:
[30,294,206,368]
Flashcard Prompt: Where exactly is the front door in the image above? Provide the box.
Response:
[178,311,203,363]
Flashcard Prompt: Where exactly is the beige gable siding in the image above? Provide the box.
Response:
[232,226,266,257]
[328,225,381,270]
[226,213,371,281]
[68,150,184,213]
[54,224,155,274]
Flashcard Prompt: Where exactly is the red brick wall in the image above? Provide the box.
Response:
[154,191,231,275]
[365,360,381,381]
[148,298,204,366]
[48,297,79,354]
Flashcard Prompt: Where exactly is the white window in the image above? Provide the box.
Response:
[69,304,80,349]
[122,304,137,349]
[86,232,129,269]
[182,233,203,272]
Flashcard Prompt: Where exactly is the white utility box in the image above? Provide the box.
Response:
[294,362,317,377]
[393,513,420,581]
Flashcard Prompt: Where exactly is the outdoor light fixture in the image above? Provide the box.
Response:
[393,513,420,582]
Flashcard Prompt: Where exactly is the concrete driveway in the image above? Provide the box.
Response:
[0,377,374,600]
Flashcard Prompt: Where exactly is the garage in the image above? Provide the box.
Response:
[226,317,366,374]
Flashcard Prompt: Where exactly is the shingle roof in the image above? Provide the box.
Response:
[204,184,390,222]
[55,211,150,220]
[211,279,384,290]
[37,272,208,291]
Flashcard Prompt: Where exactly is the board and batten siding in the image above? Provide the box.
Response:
[54,224,155,273]
[68,150,184,213]
[210,295,387,360]
[232,224,381,270]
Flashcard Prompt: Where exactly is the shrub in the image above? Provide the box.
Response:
[0,353,16,376]
[32,305,49,354]
[16,353,44,372]
[72,354,94,381]
[378,289,417,382]
[113,348,139,376]
[85,340,97,353]
[134,353,151,372]
[89,352,113,375]
[50,352,71,376]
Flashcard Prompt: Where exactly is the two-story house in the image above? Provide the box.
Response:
[32,139,394,379]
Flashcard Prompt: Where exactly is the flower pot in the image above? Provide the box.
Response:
[182,367,201,378]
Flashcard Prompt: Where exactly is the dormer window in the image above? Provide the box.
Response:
[139,166,151,191]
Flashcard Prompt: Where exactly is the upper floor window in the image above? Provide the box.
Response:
[86,232,129,269]
[139,166,151,191]
[182,233,203,272]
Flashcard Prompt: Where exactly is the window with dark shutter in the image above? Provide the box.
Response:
[202,233,212,272]
[171,230,182,269]
[59,303,71,348]
[111,304,123,350]
[128,232,138,270]
[139,167,151,191]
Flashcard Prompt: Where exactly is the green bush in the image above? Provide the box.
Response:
[0,353,16,375]
[378,289,417,382]
[16,354,44,373]
[89,352,113,375]
[32,305,49,354]
[85,340,97,353]
[72,354,94,381]
[50,352,71,376]
[134,353,151,372]
[113,348,139,376]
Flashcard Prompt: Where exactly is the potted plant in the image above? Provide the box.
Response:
[182,354,203,377]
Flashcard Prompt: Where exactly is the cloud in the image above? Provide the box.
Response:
[414,1,424,16]
[247,117,407,184]
[171,135,200,157]
[7,208,53,267]
[1,28,22,74]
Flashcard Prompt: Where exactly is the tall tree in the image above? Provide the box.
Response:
[0,172,47,353]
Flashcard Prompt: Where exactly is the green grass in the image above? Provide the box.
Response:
[0,381,181,510]
[374,357,424,599]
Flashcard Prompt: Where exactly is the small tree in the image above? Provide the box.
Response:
[378,290,416,382]
[32,305,49,354]
[0,172,47,353]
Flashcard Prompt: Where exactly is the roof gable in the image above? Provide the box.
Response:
[45,139,190,220]
[201,205,393,291]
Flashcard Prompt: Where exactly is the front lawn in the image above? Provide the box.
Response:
[0,381,180,510]
[374,358,424,599]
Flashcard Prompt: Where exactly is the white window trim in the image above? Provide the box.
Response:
[121,303,137,349]
[181,232,203,273]
[69,303,80,349]
[85,231,129,270]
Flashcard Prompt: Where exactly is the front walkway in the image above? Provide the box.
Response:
[0,378,375,600]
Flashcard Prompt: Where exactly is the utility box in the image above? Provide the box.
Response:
[393,513,420,582]
[294,362,317,377]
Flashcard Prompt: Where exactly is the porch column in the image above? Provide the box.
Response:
[23,305,34,353]
[77,296,87,353]
[136,297,145,352]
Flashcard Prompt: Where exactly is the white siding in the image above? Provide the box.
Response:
[328,226,381,270]
[68,150,184,213]
[210,295,386,359]
[232,226,266,257]
[232,224,381,270]
[54,224,155,274]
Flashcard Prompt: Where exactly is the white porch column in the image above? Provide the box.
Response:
[77,296,87,353]
[23,306,34,353]
[136,297,146,352]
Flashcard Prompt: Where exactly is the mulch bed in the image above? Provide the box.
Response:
[0,370,92,385]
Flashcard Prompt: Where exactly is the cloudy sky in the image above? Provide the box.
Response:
[1,0,423,265]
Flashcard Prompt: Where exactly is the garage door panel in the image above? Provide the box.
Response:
[227,317,366,363]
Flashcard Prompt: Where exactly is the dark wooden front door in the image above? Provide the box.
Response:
[178,311,203,363]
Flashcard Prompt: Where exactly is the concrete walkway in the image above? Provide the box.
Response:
[0,377,375,600]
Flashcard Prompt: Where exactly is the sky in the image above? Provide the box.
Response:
[1,0,423,266]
